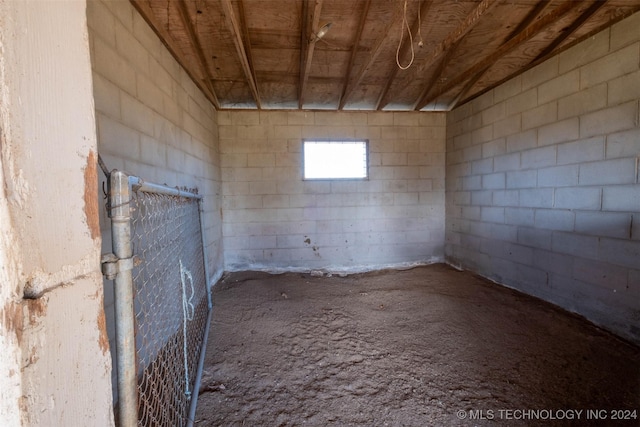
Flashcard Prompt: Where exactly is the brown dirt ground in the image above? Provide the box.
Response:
[194,264,640,427]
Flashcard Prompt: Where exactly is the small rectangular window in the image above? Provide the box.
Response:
[303,140,368,180]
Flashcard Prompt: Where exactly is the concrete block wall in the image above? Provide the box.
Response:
[87,0,223,395]
[445,11,640,344]
[219,111,446,272]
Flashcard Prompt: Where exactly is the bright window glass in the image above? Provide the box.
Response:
[303,140,368,180]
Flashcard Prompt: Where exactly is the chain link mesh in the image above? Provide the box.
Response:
[129,190,209,427]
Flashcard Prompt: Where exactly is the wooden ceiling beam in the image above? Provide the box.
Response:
[219,0,262,108]
[131,0,220,109]
[338,0,371,110]
[338,3,402,110]
[299,0,324,109]
[406,0,500,111]
[534,0,607,62]
[416,0,581,111]
[376,0,434,110]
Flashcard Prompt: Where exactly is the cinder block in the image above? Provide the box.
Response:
[538,118,580,146]
[482,102,506,125]
[493,115,522,139]
[247,153,275,168]
[462,175,482,190]
[92,36,136,96]
[493,153,520,172]
[381,126,408,140]
[472,158,493,175]
[222,182,249,196]
[494,75,522,103]
[87,0,116,46]
[580,44,639,89]
[533,248,574,276]
[521,146,556,169]
[462,206,481,220]
[602,185,640,212]
[522,102,558,130]
[579,158,637,185]
[606,128,640,159]
[598,237,640,270]
[382,153,407,166]
[393,166,420,179]
[558,83,607,120]
[490,223,518,241]
[580,101,637,138]
[575,211,632,239]
[223,195,263,210]
[522,56,558,91]
[537,165,578,187]
[506,130,537,153]
[97,115,140,160]
[517,226,552,250]
[557,137,604,165]
[507,170,537,189]
[573,258,629,291]
[610,10,640,50]
[482,138,506,158]
[534,209,574,231]
[519,188,553,208]
[538,70,580,105]
[481,207,505,223]
[555,187,601,210]
[558,29,609,73]
[471,190,492,206]
[463,145,483,162]
[140,135,166,166]
[482,173,505,190]
[453,191,471,206]
[492,190,519,206]
[366,112,394,126]
[551,231,599,259]
[92,73,121,120]
[472,125,493,145]
[393,140,421,153]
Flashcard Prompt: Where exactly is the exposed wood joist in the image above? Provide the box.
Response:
[298,0,324,109]
[338,4,402,110]
[220,0,262,108]
[407,0,500,111]
[533,0,607,62]
[338,0,371,109]
[375,0,434,110]
[131,0,220,109]
[417,1,581,110]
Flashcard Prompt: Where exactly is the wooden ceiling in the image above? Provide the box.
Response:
[132,0,640,111]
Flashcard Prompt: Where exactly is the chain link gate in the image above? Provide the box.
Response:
[102,170,212,427]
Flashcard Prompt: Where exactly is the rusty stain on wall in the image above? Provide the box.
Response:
[2,301,24,343]
[83,150,100,240]
[96,301,109,355]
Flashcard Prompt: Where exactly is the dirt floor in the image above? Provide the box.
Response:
[194,264,640,426]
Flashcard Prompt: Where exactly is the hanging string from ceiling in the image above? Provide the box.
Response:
[396,0,425,70]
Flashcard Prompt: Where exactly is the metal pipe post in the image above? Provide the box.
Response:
[110,170,138,427]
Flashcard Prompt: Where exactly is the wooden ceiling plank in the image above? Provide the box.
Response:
[299,0,324,109]
[534,0,607,62]
[409,39,462,110]
[220,0,262,108]
[338,3,402,110]
[131,0,220,109]
[404,0,500,111]
[338,0,372,109]
[375,0,434,110]
[417,0,582,110]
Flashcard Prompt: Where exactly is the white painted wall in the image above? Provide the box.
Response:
[445,11,640,345]
[219,110,447,272]
[0,0,113,425]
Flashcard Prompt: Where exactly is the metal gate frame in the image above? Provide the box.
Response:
[102,170,212,427]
